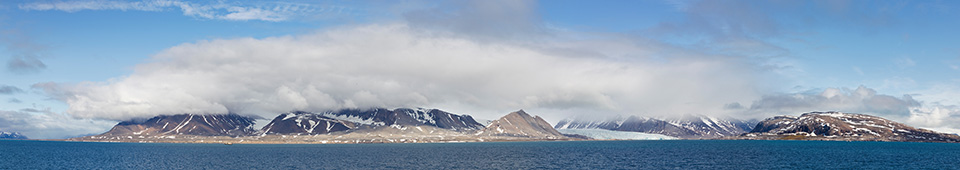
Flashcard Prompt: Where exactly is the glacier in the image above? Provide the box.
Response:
[558,129,677,140]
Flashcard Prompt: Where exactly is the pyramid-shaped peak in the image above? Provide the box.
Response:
[510,109,530,116]
[478,110,565,139]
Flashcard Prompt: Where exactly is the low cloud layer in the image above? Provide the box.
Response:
[36,23,771,121]
[741,86,920,117]
[734,86,960,133]
[0,109,116,139]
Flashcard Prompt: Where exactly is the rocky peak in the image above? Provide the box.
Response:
[260,111,357,135]
[477,110,565,139]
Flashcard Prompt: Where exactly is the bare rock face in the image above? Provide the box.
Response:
[741,112,960,143]
[98,114,257,136]
[477,110,566,139]
[260,111,357,135]
[555,115,755,139]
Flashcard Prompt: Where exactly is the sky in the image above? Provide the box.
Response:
[1,0,959,139]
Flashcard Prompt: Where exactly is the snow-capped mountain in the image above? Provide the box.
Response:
[741,111,960,142]
[315,107,485,132]
[260,111,357,135]
[71,108,591,143]
[476,110,567,139]
[0,131,28,139]
[86,107,484,139]
[555,115,756,139]
[97,114,257,136]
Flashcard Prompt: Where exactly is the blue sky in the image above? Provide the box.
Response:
[1,0,960,139]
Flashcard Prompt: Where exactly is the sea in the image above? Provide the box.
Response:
[2,140,959,169]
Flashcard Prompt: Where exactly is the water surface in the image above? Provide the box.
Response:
[2,140,958,169]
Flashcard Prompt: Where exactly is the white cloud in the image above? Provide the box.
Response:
[0,108,116,139]
[742,86,920,119]
[738,85,960,133]
[18,0,344,22]
[908,105,960,134]
[912,80,960,109]
[33,23,772,121]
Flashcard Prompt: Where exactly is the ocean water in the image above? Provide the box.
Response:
[2,140,959,169]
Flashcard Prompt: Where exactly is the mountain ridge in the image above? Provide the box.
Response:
[735,111,960,143]
[1,131,28,139]
[555,114,756,139]
[69,107,579,143]
[87,114,257,140]
[67,109,959,144]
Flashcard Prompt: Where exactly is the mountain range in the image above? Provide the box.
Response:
[0,131,28,139]
[555,115,756,139]
[736,111,960,143]
[99,114,257,137]
[69,108,960,143]
[72,108,573,143]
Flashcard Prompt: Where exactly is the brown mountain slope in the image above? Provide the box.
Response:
[477,110,566,139]
[739,111,960,143]
[95,114,256,137]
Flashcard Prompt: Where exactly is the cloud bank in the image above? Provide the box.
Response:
[35,23,773,121]
[0,109,116,139]
[741,86,920,117]
[732,86,960,133]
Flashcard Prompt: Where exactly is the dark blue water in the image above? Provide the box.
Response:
[2,140,959,169]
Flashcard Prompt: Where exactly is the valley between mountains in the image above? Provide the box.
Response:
[66,108,960,144]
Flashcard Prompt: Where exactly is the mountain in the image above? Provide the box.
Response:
[96,114,257,137]
[70,108,584,143]
[260,111,358,135]
[740,111,960,143]
[477,110,566,139]
[315,108,485,132]
[555,115,755,138]
[0,131,28,139]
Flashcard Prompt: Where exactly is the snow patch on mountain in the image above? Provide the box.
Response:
[555,115,756,138]
[0,131,28,139]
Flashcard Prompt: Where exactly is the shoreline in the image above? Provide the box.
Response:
[56,134,593,144]
[34,138,960,145]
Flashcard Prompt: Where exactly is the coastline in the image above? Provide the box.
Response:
[59,134,591,144]
[42,137,960,145]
